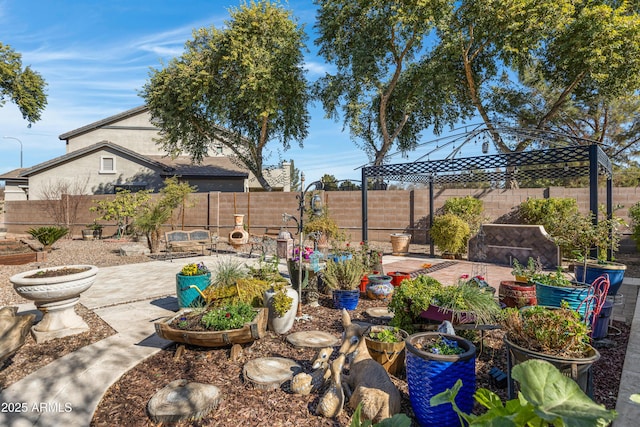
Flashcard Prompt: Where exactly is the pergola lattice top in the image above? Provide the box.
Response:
[362,145,612,185]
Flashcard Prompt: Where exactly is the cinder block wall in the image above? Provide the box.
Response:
[4,187,640,245]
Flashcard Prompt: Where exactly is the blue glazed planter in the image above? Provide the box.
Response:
[329,252,353,263]
[406,332,476,427]
[574,262,626,296]
[535,281,593,319]
[332,289,359,310]
[176,272,211,308]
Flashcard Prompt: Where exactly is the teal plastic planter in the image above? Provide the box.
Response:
[175,272,211,308]
[535,281,593,319]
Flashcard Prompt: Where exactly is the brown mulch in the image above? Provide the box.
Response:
[89,296,629,427]
[0,238,634,426]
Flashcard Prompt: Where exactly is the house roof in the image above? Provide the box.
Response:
[151,155,249,178]
[59,105,151,140]
[0,168,29,180]
[20,141,173,177]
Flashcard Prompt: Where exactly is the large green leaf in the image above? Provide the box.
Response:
[513,360,616,427]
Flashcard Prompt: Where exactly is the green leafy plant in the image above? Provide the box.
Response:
[519,197,579,244]
[629,201,640,251]
[200,302,256,331]
[510,257,542,282]
[442,196,484,236]
[322,257,366,290]
[554,210,625,281]
[389,275,500,333]
[531,267,575,288]
[27,226,69,251]
[368,327,404,343]
[270,282,293,317]
[413,335,464,355]
[501,305,591,358]
[430,213,471,255]
[180,262,210,276]
[431,359,617,426]
[246,255,286,283]
[211,258,247,287]
[302,207,341,241]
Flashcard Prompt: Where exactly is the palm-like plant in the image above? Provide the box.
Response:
[132,203,171,253]
[27,226,69,251]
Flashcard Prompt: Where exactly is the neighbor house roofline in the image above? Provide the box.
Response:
[20,141,174,177]
[59,105,152,141]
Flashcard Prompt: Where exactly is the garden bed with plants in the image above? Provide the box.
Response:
[89,294,629,426]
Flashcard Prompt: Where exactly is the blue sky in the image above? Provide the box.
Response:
[0,0,483,184]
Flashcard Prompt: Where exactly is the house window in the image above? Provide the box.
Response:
[100,156,116,174]
[215,145,223,155]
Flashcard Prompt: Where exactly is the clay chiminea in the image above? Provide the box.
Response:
[229,214,249,248]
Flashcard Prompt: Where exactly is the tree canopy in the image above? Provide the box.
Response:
[141,0,310,191]
[434,0,640,157]
[313,0,464,166]
[314,0,640,167]
[0,42,47,126]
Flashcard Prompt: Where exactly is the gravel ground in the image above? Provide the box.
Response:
[0,237,152,306]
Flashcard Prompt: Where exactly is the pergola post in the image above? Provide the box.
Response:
[361,167,368,242]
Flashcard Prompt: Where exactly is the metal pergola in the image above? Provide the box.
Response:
[360,144,613,255]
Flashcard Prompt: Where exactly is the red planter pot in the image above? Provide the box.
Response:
[388,271,411,287]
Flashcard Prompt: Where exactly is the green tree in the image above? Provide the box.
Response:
[288,159,300,191]
[141,1,310,191]
[90,190,151,238]
[0,42,47,125]
[314,0,463,166]
[434,0,640,155]
[338,180,360,191]
[320,174,339,191]
[159,176,197,230]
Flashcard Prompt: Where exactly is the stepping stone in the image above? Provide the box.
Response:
[365,307,394,321]
[243,357,301,390]
[147,379,221,424]
[119,244,150,256]
[286,331,340,348]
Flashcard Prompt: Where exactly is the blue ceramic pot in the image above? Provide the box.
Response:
[406,332,476,427]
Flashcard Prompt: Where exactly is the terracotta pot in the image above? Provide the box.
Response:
[499,280,537,308]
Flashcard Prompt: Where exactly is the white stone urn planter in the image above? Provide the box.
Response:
[10,265,98,343]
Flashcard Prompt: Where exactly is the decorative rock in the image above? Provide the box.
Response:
[0,307,35,365]
[229,343,243,361]
[243,357,302,390]
[286,331,340,348]
[119,244,150,256]
[147,379,221,424]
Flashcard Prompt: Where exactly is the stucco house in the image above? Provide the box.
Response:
[0,106,291,200]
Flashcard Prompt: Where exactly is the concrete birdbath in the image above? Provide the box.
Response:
[10,265,98,343]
